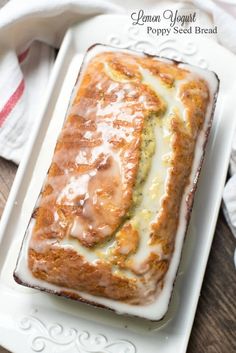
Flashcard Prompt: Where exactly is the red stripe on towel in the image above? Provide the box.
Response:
[0,79,25,127]
[18,47,30,64]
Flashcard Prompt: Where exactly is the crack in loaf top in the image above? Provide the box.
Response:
[32,51,177,248]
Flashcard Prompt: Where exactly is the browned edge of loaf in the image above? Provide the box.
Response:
[13,43,220,322]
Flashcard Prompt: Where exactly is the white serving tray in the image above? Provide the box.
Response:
[0,14,236,353]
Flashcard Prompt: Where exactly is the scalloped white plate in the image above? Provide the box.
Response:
[0,14,236,353]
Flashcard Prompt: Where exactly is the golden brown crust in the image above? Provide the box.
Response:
[27,49,210,305]
[28,248,137,301]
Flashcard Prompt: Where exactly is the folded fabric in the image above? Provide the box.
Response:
[223,132,236,267]
[193,0,236,52]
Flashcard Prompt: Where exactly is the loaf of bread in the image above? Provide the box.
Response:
[14,44,219,320]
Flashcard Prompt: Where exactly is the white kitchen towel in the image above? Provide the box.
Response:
[223,134,236,267]
[193,0,236,53]
[0,0,236,263]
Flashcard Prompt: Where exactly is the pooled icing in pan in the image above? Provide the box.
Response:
[14,45,219,320]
